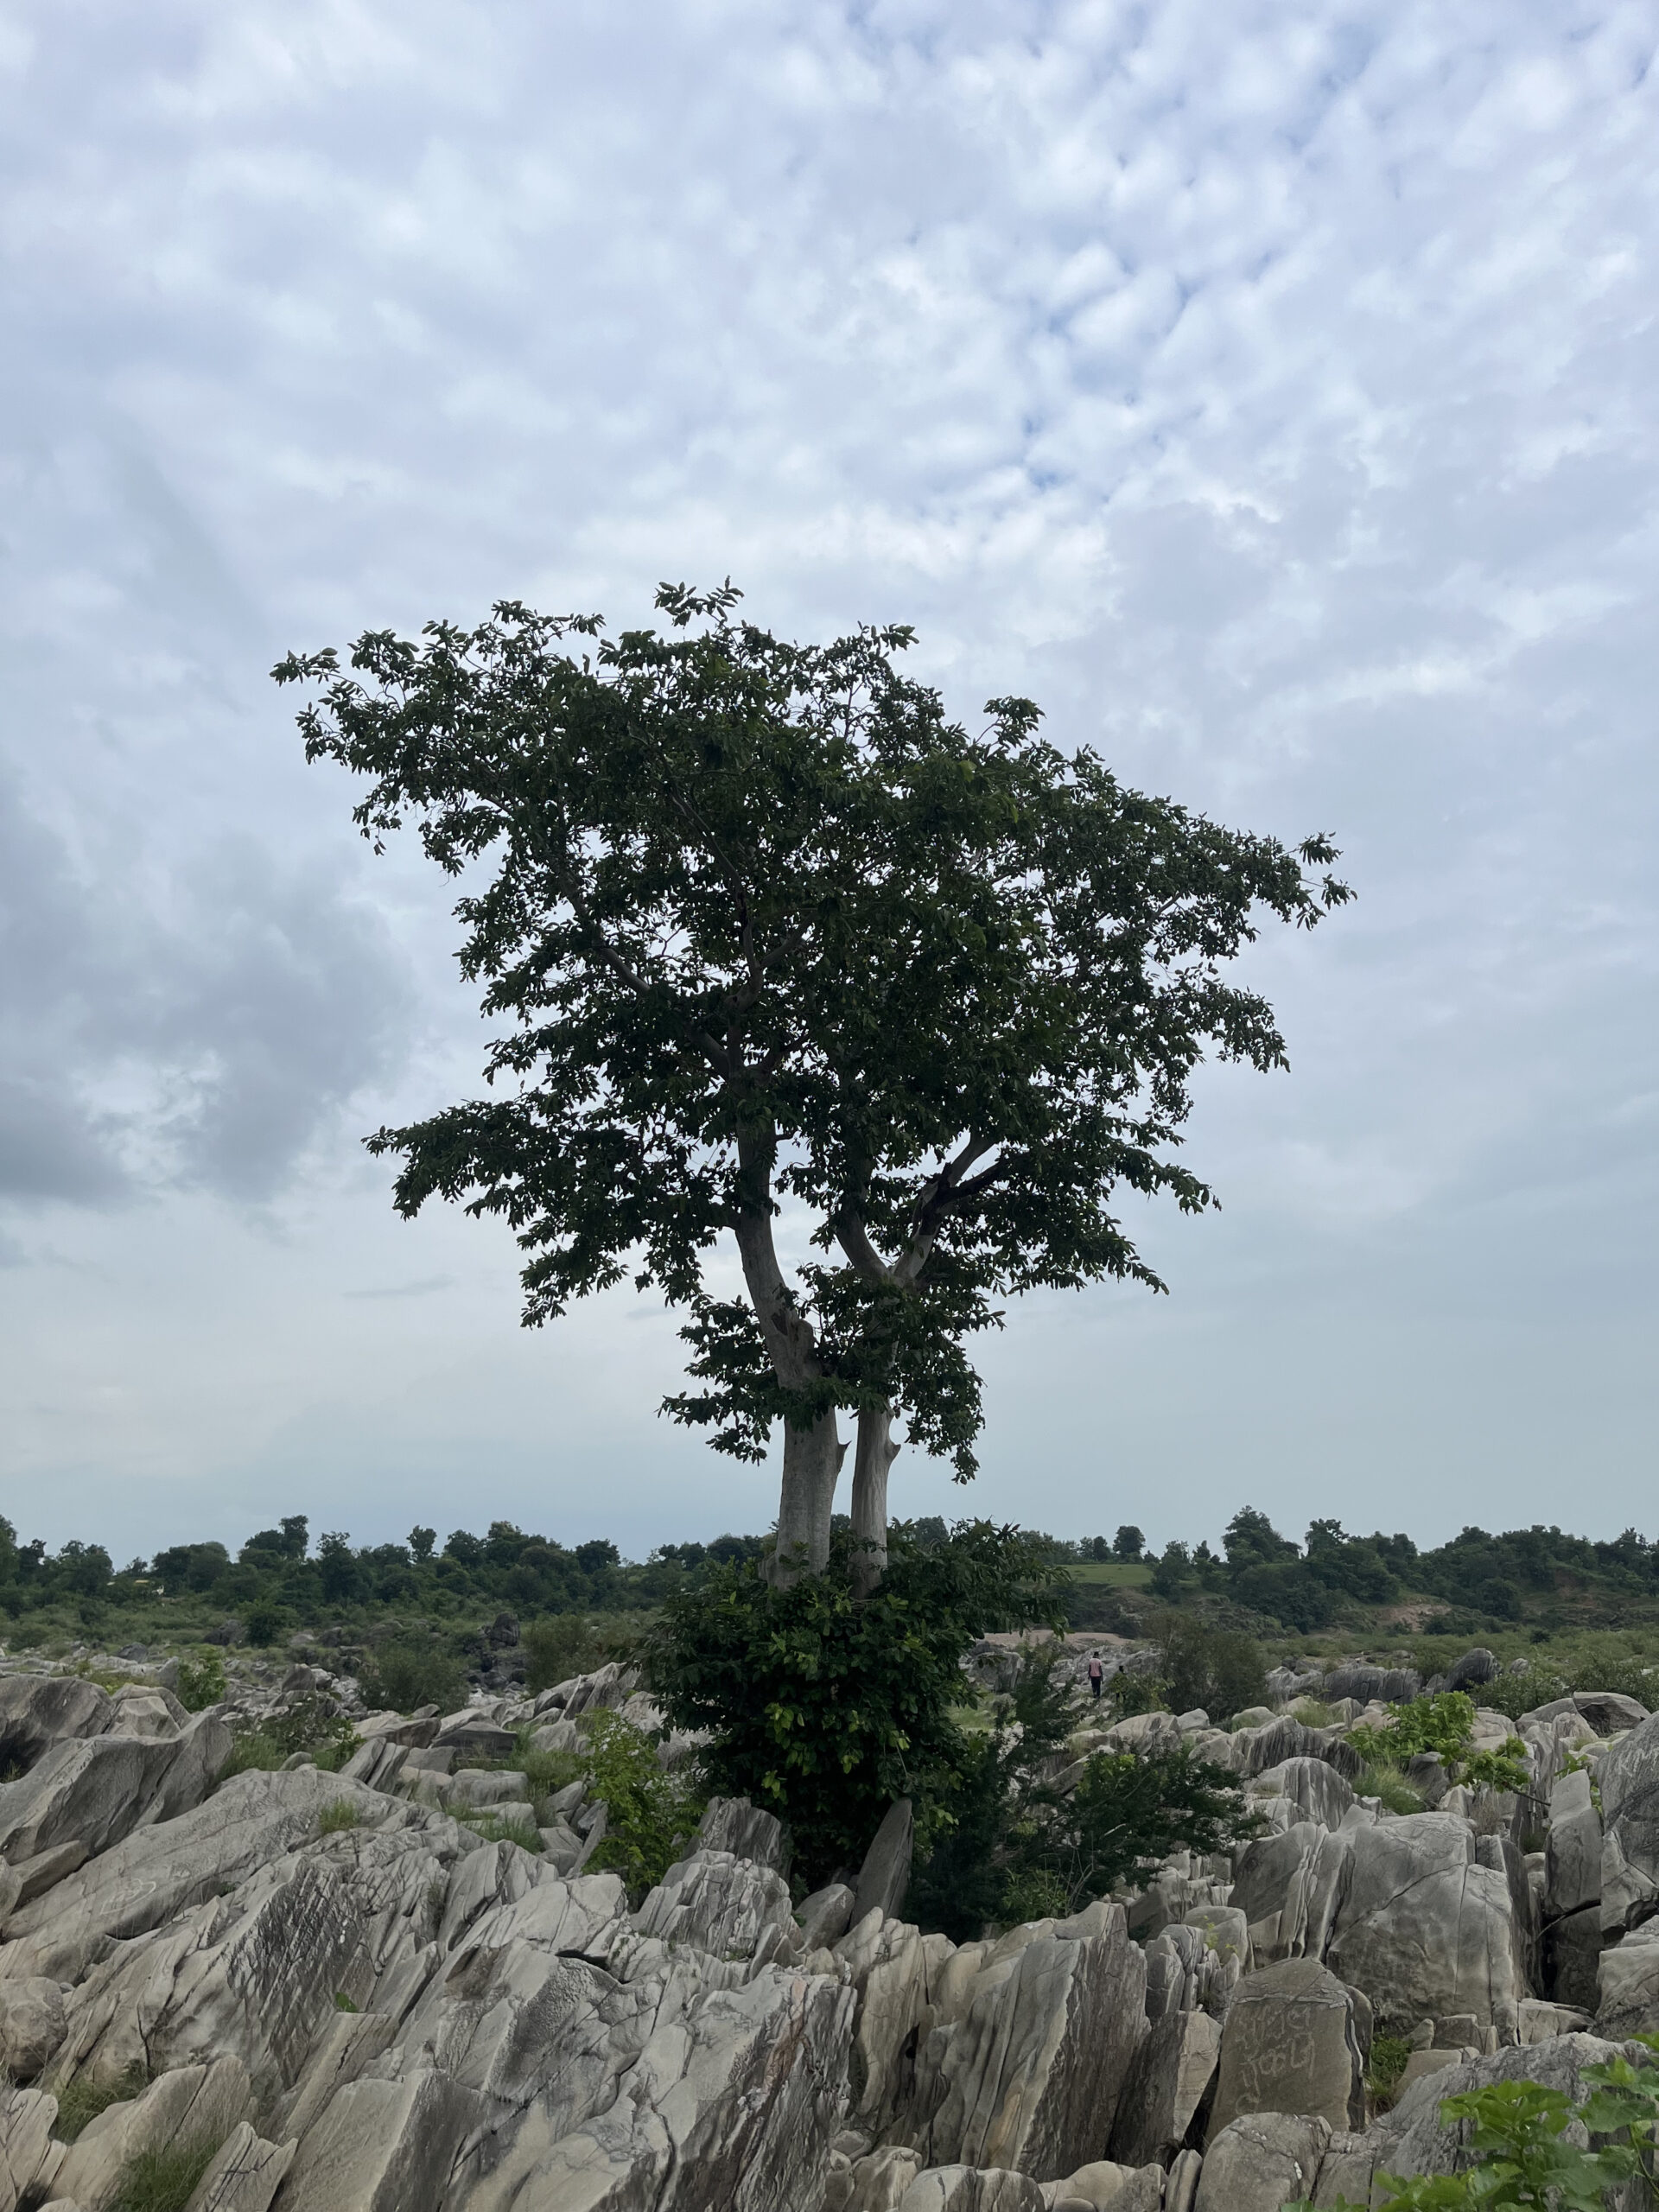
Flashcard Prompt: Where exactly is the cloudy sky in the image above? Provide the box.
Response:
[2,1,1656,1567]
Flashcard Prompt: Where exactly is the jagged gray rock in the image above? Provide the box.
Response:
[1599,1922,1659,2036]
[1231,1820,1353,1967]
[0,1677,113,1769]
[855,1799,915,1924]
[698,1796,791,1874]
[0,1709,231,1866]
[893,2169,1045,2212]
[1193,2111,1330,2210]
[1207,1960,1364,2139]
[181,2122,296,2212]
[0,1977,66,2082]
[900,1904,1147,2180]
[1325,1812,1526,2038]
[1598,1713,1659,1932]
[1107,2007,1220,2166]
[0,2085,60,2212]
[797,1881,856,1949]
[1547,1769,1601,1922]
[634,1847,797,1964]
[52,2056,252,2212]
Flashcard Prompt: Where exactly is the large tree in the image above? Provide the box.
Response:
[279,582,1349,1586]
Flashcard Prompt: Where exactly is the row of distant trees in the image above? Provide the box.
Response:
[3,1506,1656,1635]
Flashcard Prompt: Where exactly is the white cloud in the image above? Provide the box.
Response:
[0,0,1656,1557]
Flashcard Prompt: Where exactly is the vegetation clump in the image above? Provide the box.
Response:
[1350,1693,1529,1795]
[52,2063,150,2144]
[111,2138,219,2212]
[646,1521,1059,1885]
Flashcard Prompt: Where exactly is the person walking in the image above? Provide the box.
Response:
[1087,1651,1104,1700]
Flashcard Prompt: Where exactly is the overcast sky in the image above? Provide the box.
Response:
[2,1,1656,1567]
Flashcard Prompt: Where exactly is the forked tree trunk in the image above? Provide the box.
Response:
[772,1414,847,1586]
[849,1404,900,1598]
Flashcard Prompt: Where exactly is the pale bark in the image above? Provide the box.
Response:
[733,1135,843,1586]
[849,1407,901,1598]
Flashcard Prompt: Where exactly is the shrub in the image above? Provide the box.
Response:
[111,2138,218,2212]
[645,1521,1060,1886]
[1108,1668,1166,1719]
[357,1640,464,1714]
[524,1615,614,1694]
[1291,2044,1659,2207]
[317,1799,360,1834]
[911,1648,1260,1942]
[1351,1694,1529,1794]
[1150,1612,1266,1722]
[579,1710,703,1900]
[222,1693,356,1778]
[175,1650,227,1712]
[243,1599,293,1649]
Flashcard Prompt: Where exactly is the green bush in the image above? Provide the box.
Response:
[175,1649,227,1712]
[111,2138,218,2212]
[524,1614,617,1694]
[221,1692,356,1778]
[911,1648,1260,1942]
[1292,2044,1659,2207]
[357,1639,464,1714]
[243,1599,293,1649]
[578,1710,704,1900]
[1150,1612,1266,1722]
[645,1521,1059,1885]
[1108,1668,1166,1718]
[1350,1693,1529,1794]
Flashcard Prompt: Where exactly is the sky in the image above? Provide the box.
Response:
[1,0,1656,1567]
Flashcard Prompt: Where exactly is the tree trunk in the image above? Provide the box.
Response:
[731,1147,844,1586]
[849,1405,901,1597]
[772,1415,847,1586]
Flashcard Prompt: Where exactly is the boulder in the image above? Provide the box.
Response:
[1598,1922,1659,2036]
[0,1678,113,1770]
[1206,1960,1364,2139]
[1319,1665,1421,1706]
[893,2171,1044,2212]
[267,2068,478,2212]
[835,1914,956,2139]
[1248,1757,1355,1833]
[1107,2007,1220,2166]
[0,1712,231,1866]
[1358,2031,1649,2190]
[1596,1714,1659,1932]
[1546,1769,1601,1923]
[1573,1690,1649,1738]
[634,1848,797,1965]
[904,1904,1147,2179]
[1230,1821,1353,1967]
[1325,1813,1527,2039]
[798,1882,856,1950]
[0,1978,66,2082]
[697,1796,791,1874]
[181,2122,296,2212]
[1192,2111,1330,2211]
[855,1799,915,1925]
[1444,1649,1499,1693]
[0,2085,60,2212]
[0,1769,474,1988]
[1039,2163,1162,2211]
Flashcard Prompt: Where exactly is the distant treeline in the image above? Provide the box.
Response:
[2,1503,1656,1640]
[1125,1507,1659,1632]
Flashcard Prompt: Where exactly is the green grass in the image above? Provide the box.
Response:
[1067,1562,1154,1587]
[334,1991,359,2012]
[454,1808,543,1852]
[53,2063,149,2143]
[1291,1697,1337,1727]
[112,2137,219,2212]
[1357,1763,1426,1815]
[317,1799,361,1834]
[1367,2033,1412,2113]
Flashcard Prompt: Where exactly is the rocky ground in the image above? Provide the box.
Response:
[0,1640,1656,2210]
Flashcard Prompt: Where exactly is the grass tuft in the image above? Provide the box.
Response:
[112,2136,219,2212]
[53,2063,150,2143]
[1357,1762,1426,1815]
[455,1807,543,1853]
[317,1798,361,1834]
[1367,2032,1413,2113]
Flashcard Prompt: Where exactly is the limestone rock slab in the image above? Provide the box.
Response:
[1207,1959,1363,2139]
